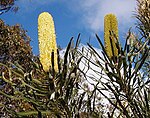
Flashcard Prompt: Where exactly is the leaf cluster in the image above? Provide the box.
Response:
[0,0,18,15]
[0,19,33,72]
[0,34,100,118]
[84,31,149,117]
[135,0,150,41]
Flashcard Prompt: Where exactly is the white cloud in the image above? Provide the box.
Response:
[16,0,137,34]
[66,0,137,33]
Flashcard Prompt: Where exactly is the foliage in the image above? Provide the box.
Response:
[80,0,150,117]
[134,0,150,79]
[0,35,98,118]
[83,32,149,117]
[0,19,33,72]
[0,0,18,15]
[136,0,150,40]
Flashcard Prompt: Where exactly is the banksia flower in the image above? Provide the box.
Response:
[38,12,58,72]
[104,14,119,59]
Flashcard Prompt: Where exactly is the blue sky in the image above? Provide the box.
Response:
[0,0,137,55]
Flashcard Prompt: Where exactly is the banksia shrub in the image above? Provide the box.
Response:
[104,14,119,59]
[38,12,58,72]
[0,35,88,118]
[84,10,149,117]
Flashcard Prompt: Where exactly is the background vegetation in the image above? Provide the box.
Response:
[0,0,18,15]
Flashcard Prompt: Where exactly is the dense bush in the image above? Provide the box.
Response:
[0,19,33,72]
[0,0,18,15]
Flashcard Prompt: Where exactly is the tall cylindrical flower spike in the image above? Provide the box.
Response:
[104,14,119,59]
[38,12,58,72]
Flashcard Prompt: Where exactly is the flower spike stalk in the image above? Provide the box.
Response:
[38,12,58,72]
[104,14,119,59]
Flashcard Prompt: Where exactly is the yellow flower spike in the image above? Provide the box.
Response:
[104,14,119,59]
[38,12,58,72]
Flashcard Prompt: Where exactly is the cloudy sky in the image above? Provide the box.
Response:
[1,0,137,55]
